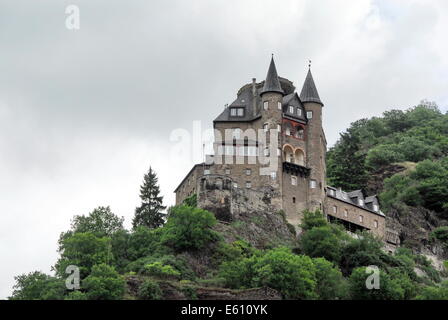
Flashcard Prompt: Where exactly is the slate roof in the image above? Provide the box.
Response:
[300,68,323,106]
[326,186,384,216]
[261,56,284,95]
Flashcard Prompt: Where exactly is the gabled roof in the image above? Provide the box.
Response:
[261,56,284,95]
[326,186,384,217]
[300,68,323,106]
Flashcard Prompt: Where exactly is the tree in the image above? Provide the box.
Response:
[161,205,219,251]
[313,258,348,300]
[220,248,318,300]
[82,264,125,300]
[132,167,167,229]
[9,271,66,300]
[301,225,347,264]
[55,232,112,278]
[69,206,124,236]
[349,267,412,300]
[299,209,328,231]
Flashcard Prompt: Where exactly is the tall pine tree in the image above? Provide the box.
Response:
[132,167,166,229]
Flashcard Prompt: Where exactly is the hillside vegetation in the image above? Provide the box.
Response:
[327,101,448,250]
[9,101,448,300]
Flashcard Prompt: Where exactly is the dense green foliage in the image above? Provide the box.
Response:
[327,102,448,191]
[11,117,448,302]
[82,264,125,300]
[161,205,220,251]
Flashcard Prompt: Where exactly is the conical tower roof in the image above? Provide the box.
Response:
[261,56,284,95]
[300,68,323,105]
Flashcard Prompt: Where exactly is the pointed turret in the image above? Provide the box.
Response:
[300,68,323,106]
[261,56,284,95]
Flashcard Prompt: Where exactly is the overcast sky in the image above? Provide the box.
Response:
[0,0,447,299]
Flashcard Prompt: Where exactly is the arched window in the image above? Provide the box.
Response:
[294,148,305,166]
[295,127,304,139]
[283,145,294,163]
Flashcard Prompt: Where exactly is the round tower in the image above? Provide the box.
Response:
[300,67,326,212]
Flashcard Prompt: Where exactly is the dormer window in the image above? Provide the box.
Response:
[277,102,282,110]
[358,199,364,206]
[263,101,269,110]
[289,106,294,113]
[373,204,379,212]
[297,108,302,116]
[230,107,244,117]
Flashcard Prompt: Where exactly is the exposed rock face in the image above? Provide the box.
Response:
[366,163,407,195]
[367,164,448,262]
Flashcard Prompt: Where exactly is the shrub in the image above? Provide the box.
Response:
[138,279,162,300]
[127,226,166,261]
[313,258,348,300]
[300,225,347,264]
[82,264,125,300]
[161,205,220,251]
[126,254,195,280]
[300,209,328,231]
[349,267,404,300]
[143,262,181,279]
[9,272,66,300]
[220,247,317,299]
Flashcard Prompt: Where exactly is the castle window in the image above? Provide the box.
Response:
[230,107,244,117]
[291,176,297,186]
[270,171,277,180]
[297,128,304,139]
[225,169,230,175]
[293,197,296,204]
[277,124,281,132]
[307,111,313,119]
[263,101,269,110]
[245,181,251,189]
[359,215,364,223]
[289,105,294,113]
[204,169,210,175]
[277,102,282,110]
[344,209,348,217]
[245,168,252,176]
[310,179,317,188]
[233,183,238,188]
[263,123,269,132]
[277,148,281,156]
[297,108,302,116]
[333,206,337,214]
[286,127,291,136]
[374,220,378,228]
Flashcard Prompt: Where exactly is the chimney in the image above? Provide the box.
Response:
[252,78,257,116]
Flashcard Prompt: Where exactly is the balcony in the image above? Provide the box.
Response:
[282,161,310,177]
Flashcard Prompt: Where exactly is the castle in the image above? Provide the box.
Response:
[174,57,388,239]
